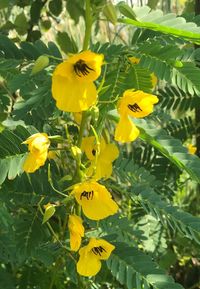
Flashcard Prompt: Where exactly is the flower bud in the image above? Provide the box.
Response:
[103,1,117,25]
[117,2,136,20]
[42,203,56,224]
[31,55,49,75]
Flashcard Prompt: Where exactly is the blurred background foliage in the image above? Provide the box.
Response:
[0,0,200,289]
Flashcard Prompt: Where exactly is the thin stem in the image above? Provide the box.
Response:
[77,111,88,148]
[83,0,92,50]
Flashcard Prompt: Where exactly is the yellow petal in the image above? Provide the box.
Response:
[92,159,113,180]
[187,144,197,155]
[72,181,118,220]
[52,51,104,83]
[68,51,104,82]
[100,143,119,163]
[77,238,115,276]
[22,133,50,173]
[77,246,101,276]
[118,90,159,118]
[68,215,84,237]
[23,151,48,173]
[52,75,97,112]
[81,136,98,160]
[115,116,140,143]
[129,57,140,64]
[151,73,157,89]
[87,238,115,260]
[68,215,84,251]
[70,232,82,252]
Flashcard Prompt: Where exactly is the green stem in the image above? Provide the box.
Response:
[77,111,88,148]
[83,0,92,50]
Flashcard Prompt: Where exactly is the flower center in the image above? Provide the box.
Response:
[92,246,106,256]
[80,190,94,200]
[92,149,96,156]
[128,103,142,112]
[74,59,94,77]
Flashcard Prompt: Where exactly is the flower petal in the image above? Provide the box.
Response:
[69,51,104,82]
[23,151,48,173]
[72,181,118,220]
[77,247,101,277]
[52,75,97,112]
[68,215,84,252]
[88,238,115,260]
[118,90,159,118]
[93,159,113,180]
[100,143,119,163]
[115,116,140,143]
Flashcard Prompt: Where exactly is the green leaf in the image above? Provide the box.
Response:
[0,0,9,9]
[14,12,29,35]
[56,31,78,54]
[118,6,200,44]
[49,0,62,16]
[135,118,200,183]
[107,244,184,289]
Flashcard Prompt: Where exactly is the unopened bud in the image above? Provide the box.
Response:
[103,1,117,25]
[117,2,136,20]
[31,55,49,75]
[42,203,56,224]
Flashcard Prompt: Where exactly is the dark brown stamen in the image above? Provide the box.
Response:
[92,149,96,156]
[80,190,94,200]
[92,246,106,256]
[74,59,94,77]
[128,103,142,112]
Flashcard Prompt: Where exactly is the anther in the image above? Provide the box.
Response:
[80,190,94,200]
[92,246,106,256]
[92,149,96,156]
[128,103,142,112]
[74,59,94,77]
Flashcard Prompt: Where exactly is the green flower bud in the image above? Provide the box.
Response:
[103,1,117,25]
[117,2,136,20]
[31,55,49,75]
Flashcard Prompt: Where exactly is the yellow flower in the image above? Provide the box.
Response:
[52,51,104,112]
[22,133,50,173]
[118,90,159,118]
[187,144,197,155]
[68,215,85,252]
[129,57,157,89]
[71,181,118,220]
[77,238,115,276]
[114,115,140,143]
[114,90,158,143]
[81,136,119,180]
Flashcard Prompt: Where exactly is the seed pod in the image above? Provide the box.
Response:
[31,55,49,75]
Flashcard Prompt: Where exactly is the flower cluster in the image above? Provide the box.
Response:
[22,50,159,277]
